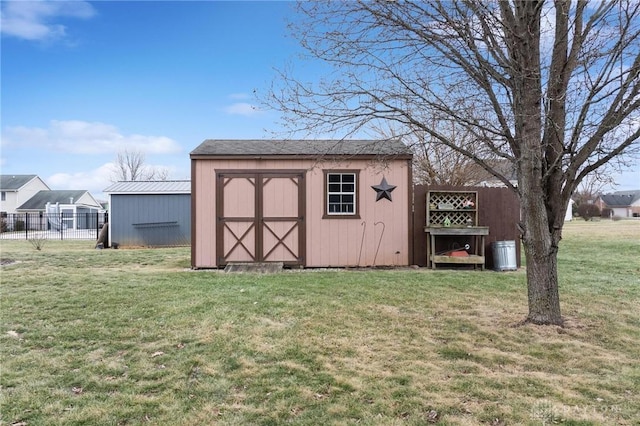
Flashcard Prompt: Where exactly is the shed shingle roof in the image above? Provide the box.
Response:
[190,139,413,158]
[0,174,38,190]
[104,180,191,194]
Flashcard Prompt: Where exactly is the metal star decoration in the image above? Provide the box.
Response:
[371,176,397,202]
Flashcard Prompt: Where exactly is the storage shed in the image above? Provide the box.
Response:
[104,180,191,247]
[190,139,413,268]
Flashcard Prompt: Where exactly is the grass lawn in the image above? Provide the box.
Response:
[1,220,639,425]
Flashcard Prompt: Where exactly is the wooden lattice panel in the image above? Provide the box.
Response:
[429,210,476,226]
[429,192,475,209]
[427,191,478,227]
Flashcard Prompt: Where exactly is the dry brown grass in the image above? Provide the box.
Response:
[562,217,640,240]
[1,223,639,425]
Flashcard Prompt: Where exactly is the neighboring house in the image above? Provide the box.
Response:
[190,139,413,268]
[16,190,103,230]
[596,190,640,218]
[0,174,50,215]
[103,180,191,247]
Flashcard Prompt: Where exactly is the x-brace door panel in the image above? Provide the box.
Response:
[217,175,256,263]
[217,171,305,266]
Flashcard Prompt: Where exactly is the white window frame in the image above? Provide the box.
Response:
[325,171,359,218]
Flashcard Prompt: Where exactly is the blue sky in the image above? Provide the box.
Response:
[1,1,638,200]
[1,1,301,198]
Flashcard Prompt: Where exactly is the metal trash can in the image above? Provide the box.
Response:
[492,240,517,271]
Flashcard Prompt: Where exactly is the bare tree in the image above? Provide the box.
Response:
[574,172,615,207]
[413,135,482,185]
[267,1,640,325]
[111,149,170,182]
[373,121,499,186]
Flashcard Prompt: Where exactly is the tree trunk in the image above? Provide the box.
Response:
[521,208,563,325]
[519,150,564,326]
[525,251,562,325]
[510,1,563,326]
[96,222,109,248]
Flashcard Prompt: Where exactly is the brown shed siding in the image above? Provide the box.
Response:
[192,157,412,268]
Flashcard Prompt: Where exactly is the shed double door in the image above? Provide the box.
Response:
[216,170,306,267]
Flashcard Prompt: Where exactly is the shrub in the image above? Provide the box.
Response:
[601,208,612,218]
[15,220,25,231]
[28,236,47,251]
[575,203,601,221]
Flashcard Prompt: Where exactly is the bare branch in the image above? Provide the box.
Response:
[110,149,170,182]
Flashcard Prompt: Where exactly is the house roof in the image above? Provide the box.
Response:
[104,180,191,194]
[17,190,95,210]
[190,139,413,159]
[599,190,640,207]
[613,190,640,199]
[0,174,40,191]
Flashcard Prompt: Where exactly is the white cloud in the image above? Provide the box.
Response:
[0,0,95,41]
[223,102,263,117]
[2,120,182,155]
[47,163,115,197]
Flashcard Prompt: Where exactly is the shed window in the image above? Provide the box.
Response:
[324,171,359,218]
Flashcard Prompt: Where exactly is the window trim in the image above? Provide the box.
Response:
[323,170,360,219]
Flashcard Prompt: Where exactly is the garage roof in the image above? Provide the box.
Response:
[104,180,191,194]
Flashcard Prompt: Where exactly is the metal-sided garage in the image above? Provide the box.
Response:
[104,180,191,247]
